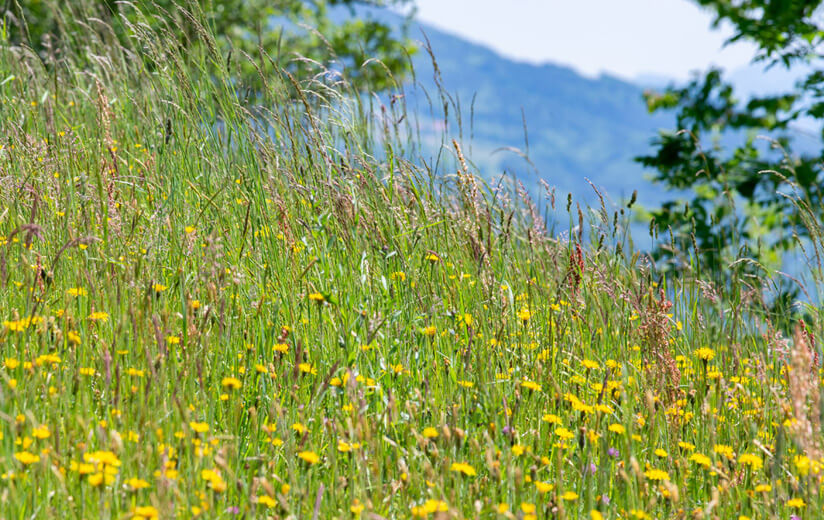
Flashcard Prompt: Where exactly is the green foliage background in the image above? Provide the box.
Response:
[5,0,415,92]
[638,0,824,299]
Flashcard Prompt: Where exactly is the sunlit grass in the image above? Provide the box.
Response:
[0,2,821,519]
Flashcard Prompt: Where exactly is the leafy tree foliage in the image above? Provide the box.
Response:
[3,0,414,91]
[637,0,824,288]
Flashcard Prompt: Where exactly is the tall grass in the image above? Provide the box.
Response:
[0,2,821,519]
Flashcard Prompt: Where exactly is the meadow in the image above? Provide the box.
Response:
[1,3,822,519]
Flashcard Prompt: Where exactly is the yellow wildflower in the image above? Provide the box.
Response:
[298,451,320,465]
[449,462,476,476]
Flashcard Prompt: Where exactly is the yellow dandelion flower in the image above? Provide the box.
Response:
[542,413,562,424]
[133,506,159,519]
[14,451,40,465]
[350,499,365,515]
[695,347,715,361]
[126,477,150,490]
[555,427,575,440]
[298,451,320,464]
[308,292,325,303]
[258,495,277,508]
[298,363,317,375]
[713,444,734,460]
[787,498,805,508]
[84,450,121,467]
[608,424,625,435]
[420,326,437,337]
[449,462,476,476]
[189,422,209,434]
[422,427,439,439]
[521,380,542,392]
[689,453,711,468]
[581,359,600,370]
[644,469,669,481]
[739,453,763,470]
[221,376,241,390]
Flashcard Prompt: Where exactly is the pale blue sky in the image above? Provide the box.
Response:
[408,0,758,81]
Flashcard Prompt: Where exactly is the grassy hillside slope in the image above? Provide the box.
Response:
[0,4,821,520]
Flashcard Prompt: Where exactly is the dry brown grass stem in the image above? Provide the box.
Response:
[787,323,823,461]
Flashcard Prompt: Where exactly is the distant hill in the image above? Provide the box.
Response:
[326,7,818,214]
[321,6,671,208]
[398,16,674,209]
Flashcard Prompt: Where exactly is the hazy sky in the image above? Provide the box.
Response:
[409,0,758,81]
